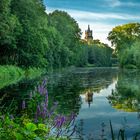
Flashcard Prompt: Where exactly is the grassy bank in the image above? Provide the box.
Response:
[0,65,45,89]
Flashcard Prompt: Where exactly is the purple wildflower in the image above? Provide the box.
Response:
[70,113,76,121]
[37,83,48,96]
[37,105,41,116]
[44,94,48,107]
[69,113,76,125]
[65,113,76,126]
[45,89,48,98]
[48,102,58,118]
[34,105,41,123]
[38,85,42,95]
[34,112,38,123]
[55,115,66,128]
[42,78,47,86]
[41,103,47,119]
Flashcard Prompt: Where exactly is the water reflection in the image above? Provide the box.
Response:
[2,68,140,139]
[108,70,140,113]
[85,89,93,108]
[47,68,118,115]
[0,78,41,113]
[47,68,120,139]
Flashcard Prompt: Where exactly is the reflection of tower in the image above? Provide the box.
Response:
[85,25,93,41]
[85,90,93,108]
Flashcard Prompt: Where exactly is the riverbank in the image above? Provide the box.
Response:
[0,65,45,89]
[0,65,120,90]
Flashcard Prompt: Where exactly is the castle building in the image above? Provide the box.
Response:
[84,25,93,41]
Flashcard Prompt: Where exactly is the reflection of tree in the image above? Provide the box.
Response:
[48,72,82,115]
[78,68,118,93]
[108,70,140,112]
[48,68,118,115]
[0,68,118,116]
[0,78,40,114]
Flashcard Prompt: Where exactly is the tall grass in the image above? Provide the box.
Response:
[110,121,128,140]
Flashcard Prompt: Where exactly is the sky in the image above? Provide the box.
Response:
[44,0,140,45]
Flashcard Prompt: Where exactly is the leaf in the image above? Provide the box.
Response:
[38,123,50,133]
[15,133,23,140]
[25,123,37,132]
[38,124,46,130]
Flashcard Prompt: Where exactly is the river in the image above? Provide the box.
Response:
[0,67,140,139]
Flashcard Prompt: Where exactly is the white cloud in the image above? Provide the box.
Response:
[105,0,121,7]
[46,7,140,45]
[104,0,140,8]
[46,7,140,21]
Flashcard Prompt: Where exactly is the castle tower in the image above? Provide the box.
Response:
[85,25,93,41]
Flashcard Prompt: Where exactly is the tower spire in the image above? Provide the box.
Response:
[88,25,90,31]
[84,25,93,41]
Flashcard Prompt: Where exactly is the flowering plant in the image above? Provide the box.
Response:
[0,79,76,140]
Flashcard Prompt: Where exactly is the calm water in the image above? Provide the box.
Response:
[1,67,140,139]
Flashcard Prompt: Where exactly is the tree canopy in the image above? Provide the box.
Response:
[0,0,113,69]
[108,23,140,68]
[108,23,140,52]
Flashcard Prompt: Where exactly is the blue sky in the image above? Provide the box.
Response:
[44,0,140,44]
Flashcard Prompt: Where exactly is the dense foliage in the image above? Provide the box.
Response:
[108,23,140,69]
[0,0,113,69]
[75,40,113,67]
[48,10,81,67]
[0,0,80,68]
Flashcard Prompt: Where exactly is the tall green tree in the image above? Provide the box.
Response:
[48,10,81,50]
[11,0,49,67]
[108,23,140,52]
[0,0,22,64]
[48,10,81,66]
[108,23,140,68]
[45,27,64,69]
[87,43,113,67]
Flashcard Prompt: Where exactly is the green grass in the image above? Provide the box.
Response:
[0,65,45,89]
